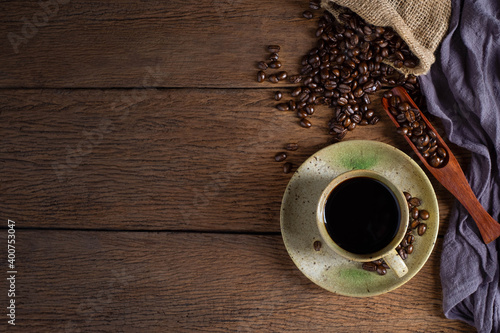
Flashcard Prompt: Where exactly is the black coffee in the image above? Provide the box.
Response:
[324,177,400,254]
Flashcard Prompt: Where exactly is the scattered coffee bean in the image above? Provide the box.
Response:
[283,162,293,174]
[276,103,289,111]
[300,118,312,128]
[286,143,299,151]
[278,71,288,80]
[274,152,287,162]
[302,10,313,19]
[268,74,279,83]
[267,45,280,53]
[257,71,266,83]
[419,210,430,220]
[274,91,283,101]
[269,61,282,69]
[257,61,268,70]
[309,0,320,10]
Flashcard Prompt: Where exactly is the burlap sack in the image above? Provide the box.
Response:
[321,0,451,76]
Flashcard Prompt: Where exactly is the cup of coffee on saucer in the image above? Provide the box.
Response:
[316,169,410,277]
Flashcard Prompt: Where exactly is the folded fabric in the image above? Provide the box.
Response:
[419,0,500,331]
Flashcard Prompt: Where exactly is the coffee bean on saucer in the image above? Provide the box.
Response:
[419,210,430,220]
[274,152,287,162]
[313,240,322,251]
[418,223,427,236]
[409,197,421,207]
[362,262,377,272]
[376,265,387,275]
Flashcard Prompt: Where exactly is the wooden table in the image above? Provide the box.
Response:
[0,0,476,331]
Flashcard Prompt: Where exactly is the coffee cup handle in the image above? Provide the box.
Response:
[383,250,408,277]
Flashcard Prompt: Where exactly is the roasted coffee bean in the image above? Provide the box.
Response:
[283,162,293,174]
[277,71,288,80]
[269,61,282,69]
[398,248,408,260]
[313,240,322,251]
[274,152,287,162]
[268,74,279,83]
[288,100,296,111]
[397,126,409,135]
[288,75,302,84]
[419,210,430,220]
[417,223,427,236]
[257,71,266,83]
[291,87,302,97]
[407,234,415,244]
[300,118,312,128]
[362,262,377,272]
[304,105,315,115]
[376,265,387,275]
[303,10,313,19]
[274,91,282,101]
[297,109,308,118]
[369,116,380,125]
[404,192,412,201]
[286,143,299,151]
[411,207,420,220]
[338,83,351,93]
[429,155,443,167]
[276,103,289,111]
[406,244,414,254]
[257,61,268,70]
[269,52,279,61]
[437,147,448,158]
[410,219,420,229]
[409,197,421,207]
[309,0,320,10]
[267,45,280,53]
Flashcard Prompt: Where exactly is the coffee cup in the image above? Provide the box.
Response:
[316,169,409,277]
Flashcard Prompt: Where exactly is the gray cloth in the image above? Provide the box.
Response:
[419,0,500,332]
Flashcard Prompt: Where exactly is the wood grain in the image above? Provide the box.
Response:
[0,89,469,232]
[0,230,474,332]
[0,0,318,88]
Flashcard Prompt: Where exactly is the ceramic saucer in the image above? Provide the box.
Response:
[280,140,439,297]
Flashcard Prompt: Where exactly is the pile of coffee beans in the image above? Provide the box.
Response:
[383,91,448,168]
[256,3,426,145]
[362,192,428,276]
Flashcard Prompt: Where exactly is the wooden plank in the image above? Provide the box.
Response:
[1,230,474,332]
[0,0,319,88]
[0,89,470,232]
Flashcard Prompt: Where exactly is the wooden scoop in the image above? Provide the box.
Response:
[381,86,500,244]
